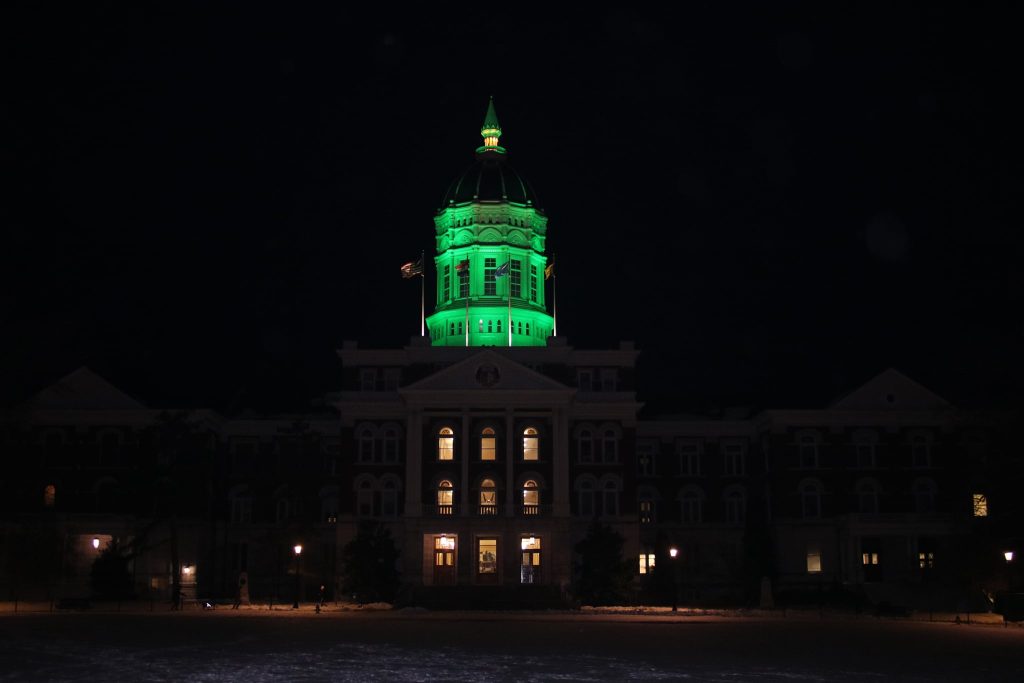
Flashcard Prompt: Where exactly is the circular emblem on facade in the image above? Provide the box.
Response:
[475,364,501,388]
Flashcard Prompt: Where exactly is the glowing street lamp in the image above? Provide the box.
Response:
[292,544,303,609]
[669,546,680,613]
[1006,550,1015,563]
[92,537,100,550]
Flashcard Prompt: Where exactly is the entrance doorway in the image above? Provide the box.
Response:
[521,536,541,584]
[433,535,456,585]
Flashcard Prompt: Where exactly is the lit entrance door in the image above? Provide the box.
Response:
[521,536,541,584]
[434,535,456,585]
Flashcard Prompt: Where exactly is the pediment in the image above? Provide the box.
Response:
[830,368,951,411]
[26,367,147,411]
[401,350,570,393]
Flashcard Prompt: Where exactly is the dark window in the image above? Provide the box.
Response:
[484,258,497,295]
[510,260,521,298]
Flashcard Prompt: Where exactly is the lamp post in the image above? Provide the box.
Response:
[669,546,679,613]
[292,545,302,609]
[1006,550,1016,593]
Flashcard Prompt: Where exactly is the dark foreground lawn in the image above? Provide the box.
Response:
[1,612,1022,681]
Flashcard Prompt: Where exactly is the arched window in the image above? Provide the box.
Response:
[638,486,658,524]
[578,428,594,463]
[724,487,746,524]
[680,486,704,523]
[522,479,540,514]
[912,478,937,513]
[381,426,399,463]
[437,480,454,515]
[356,478,374,517]
[800,480,823,518]
[523,427,539,461]
[856,479,880,514]
[479,478,497,514]
[601,479,620,516]
[357,425,375,463]
[601,428,618,463]
[480,427,496,461]
[319,486,339,523]
[380,477,400,517]
[276,498,290,523]
[438,427,455,461]
[576,477,596,517]
[43,484,56,508]
[229,485,252,524]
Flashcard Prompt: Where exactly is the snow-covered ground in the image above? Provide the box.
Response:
[1,612,1022,681]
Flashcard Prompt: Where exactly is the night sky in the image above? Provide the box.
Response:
[5,3,1021,414]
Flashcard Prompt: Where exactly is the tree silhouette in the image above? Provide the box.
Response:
[90,539,133,600]
[341,521,400,603]
[573,519,634,606]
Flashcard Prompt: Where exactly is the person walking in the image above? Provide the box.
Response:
[232,575,246,609]
[315,584,326,613]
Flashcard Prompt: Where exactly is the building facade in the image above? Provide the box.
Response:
[1,102,1017,609]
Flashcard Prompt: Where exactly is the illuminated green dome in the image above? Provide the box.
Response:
[425,98,553,348]
[441,158,539,208]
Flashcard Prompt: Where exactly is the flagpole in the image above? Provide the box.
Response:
[507,259,512,347]
[419,250,425,337]
[552,254,558,337]
[464,263,469,347]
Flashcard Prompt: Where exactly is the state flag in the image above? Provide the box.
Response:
[494,260,510,278]
[544,262,555,280]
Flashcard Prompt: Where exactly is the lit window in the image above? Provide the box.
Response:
[478,539,498,575]
[862,552,879,566]
[437,480,454,514]
[639,499,654,524]
[43,484,56,508]
[438,427,454,461]
[480,427,496,461]
[972,493,988,517]
[639,552,656,575]
[806,546,822,573]
[523,427,539,461]
[918,551,935,569]
[523,480,540,513]
[479,479,497,514]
